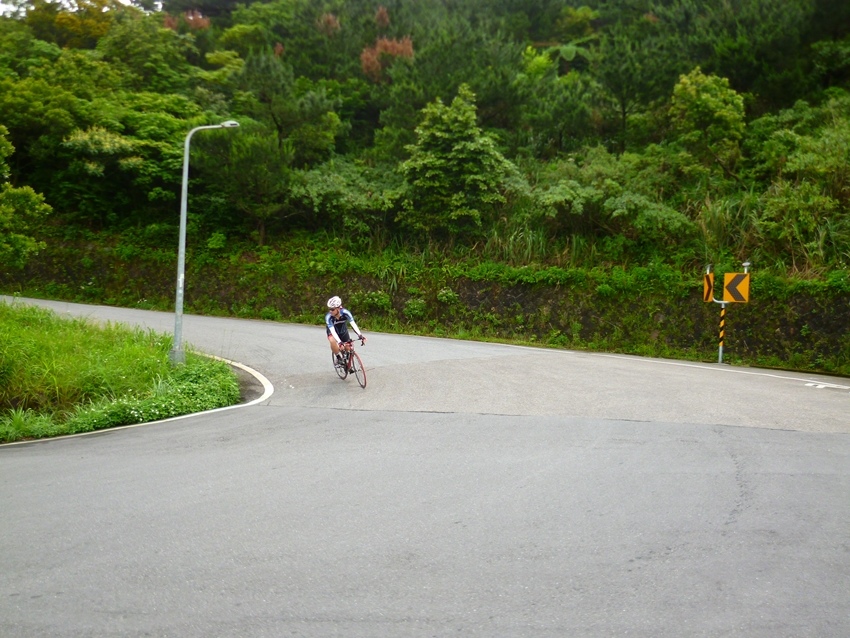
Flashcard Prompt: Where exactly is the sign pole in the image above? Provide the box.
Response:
[705,261,750,365]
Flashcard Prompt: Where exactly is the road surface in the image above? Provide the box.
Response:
[2,297,848,637]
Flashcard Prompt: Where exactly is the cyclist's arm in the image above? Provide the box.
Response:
[343,309,363,338]
[349,319,363,338]
[326,312,344,344]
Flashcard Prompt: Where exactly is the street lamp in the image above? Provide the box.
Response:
[169,120,240,364]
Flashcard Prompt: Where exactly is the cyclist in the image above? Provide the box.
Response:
[326,296,366,365]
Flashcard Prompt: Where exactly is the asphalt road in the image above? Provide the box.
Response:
[2,297,849,637]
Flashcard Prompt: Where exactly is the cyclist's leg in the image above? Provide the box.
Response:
[341,339,355,368]
[328,332,341,355]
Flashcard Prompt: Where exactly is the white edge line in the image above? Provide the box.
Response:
[0,357,275,447]
[593,352,850,390]
[352,331,850,390]
[441,333,850,390]
[206,355,276,408]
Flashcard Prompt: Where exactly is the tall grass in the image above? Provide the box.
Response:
[483,226,550,264]
[0,302,240,443]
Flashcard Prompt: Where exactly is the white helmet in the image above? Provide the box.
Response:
[327,295,342,309]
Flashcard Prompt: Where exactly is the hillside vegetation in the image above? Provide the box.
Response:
[1,0,848,375]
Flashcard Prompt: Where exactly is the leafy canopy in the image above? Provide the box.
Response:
[399,84,521,241]
[0,125,51,269]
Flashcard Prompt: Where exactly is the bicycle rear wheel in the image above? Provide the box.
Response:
[350,351,367,388]
[333,352,347,379]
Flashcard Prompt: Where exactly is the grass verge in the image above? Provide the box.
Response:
[0,301,241,444]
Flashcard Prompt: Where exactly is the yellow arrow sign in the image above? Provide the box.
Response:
[723,273,750,302]
[703,273,714,302]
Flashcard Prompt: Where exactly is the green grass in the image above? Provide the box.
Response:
[0,302,241,444]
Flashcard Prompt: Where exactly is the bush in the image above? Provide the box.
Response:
[352,290,392,312]
[403,298,427,320]
[437,287,460,304]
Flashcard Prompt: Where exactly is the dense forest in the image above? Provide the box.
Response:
[2,0,849,275]
[1,0,849,378]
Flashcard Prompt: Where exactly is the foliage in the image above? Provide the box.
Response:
[594,11,687,151]
[0,182,51,268]
[0,0,849,276]
[7,232,849,376]
[287,156,401,241]
[670,67,746,171]
[399,84,522,241]
[757,180,842,272]
[95,10,196,93]
[196,125,293,245]
[511,44,600,157]
[235,51,343,167]
[0,301,239,442]
[0,125,51,269]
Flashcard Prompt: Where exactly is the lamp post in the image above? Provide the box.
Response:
[170,120,240,364]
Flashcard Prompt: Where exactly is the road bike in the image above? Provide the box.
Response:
[333,338,367,388]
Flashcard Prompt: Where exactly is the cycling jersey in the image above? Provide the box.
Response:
[326,307,362,343]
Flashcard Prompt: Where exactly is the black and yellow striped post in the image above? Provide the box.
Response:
[706,262,750,364]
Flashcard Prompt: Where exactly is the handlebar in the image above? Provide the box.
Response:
[339,338,365,351]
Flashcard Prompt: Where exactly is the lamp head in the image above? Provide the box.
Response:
[220,120,240,128]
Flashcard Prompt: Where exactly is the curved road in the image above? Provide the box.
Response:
[2,298,849,637]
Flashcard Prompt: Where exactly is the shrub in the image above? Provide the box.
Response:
[352,290,392,312]
[437,287,460,304]
[403,298,427,320]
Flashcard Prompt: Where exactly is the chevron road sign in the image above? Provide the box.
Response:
[703,263,751,364]
[703,273,714,302]
[723,272,751,303]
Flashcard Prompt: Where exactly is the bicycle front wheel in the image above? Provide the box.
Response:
[350,351,367,388]
[333,353,347,379]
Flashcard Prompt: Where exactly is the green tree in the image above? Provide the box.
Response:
[669,67,745,177]
[757,180,841,272]
[399,84,520,242]
[227,0,364,81]
[28,48,124,101]
[530,145,697,263]
[95,11,196,93]
[0,18,62,79]
[235,51,341,168]
[742,93,850,270]
[512,44,599,157]
[659,0,816,110]
[287,156,401,243]
[161,0,259,20]
[594,13,685,152]
[0,125,51,270]
[376,15,524,157]
[197,127,293,245]
[0,75,85,185]
[50,92,217,229]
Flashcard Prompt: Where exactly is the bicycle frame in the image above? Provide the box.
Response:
[335,338,366,388]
